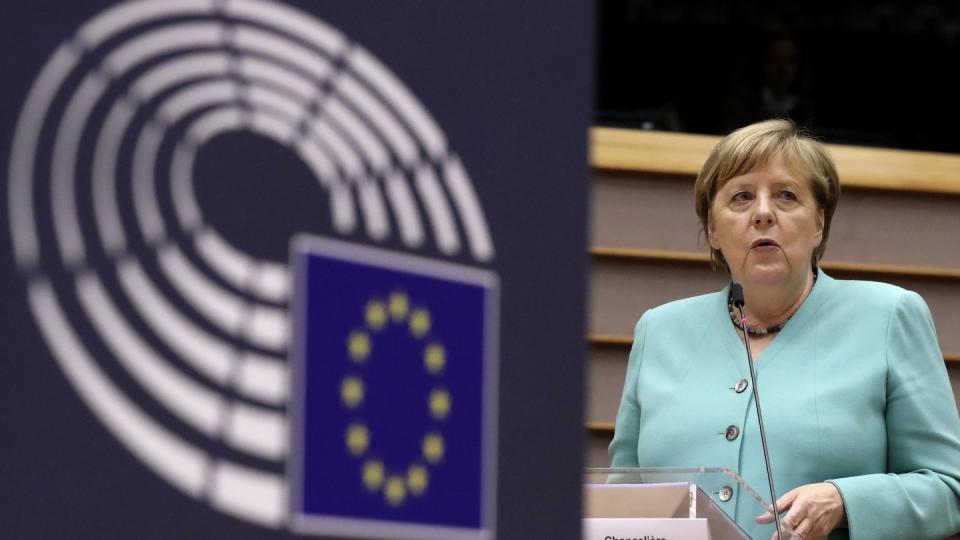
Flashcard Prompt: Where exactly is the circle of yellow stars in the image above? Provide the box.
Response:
[341,290,451,507]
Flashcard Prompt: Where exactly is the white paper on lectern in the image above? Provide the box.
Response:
[583,482,695,519]
[582,517,710,540]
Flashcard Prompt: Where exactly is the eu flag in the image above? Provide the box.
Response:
[289,236,498,540]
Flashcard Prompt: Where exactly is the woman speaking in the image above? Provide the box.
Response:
[608,119,960,540]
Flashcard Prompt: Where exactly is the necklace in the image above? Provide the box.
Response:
[728,269,818,336]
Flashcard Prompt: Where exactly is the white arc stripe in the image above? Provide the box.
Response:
[414,163,460,255]
[443,156,495,261]
[348,47,447,157]
[118,258,236,384]
[79,0,216,47]
[30,280,211,497]
[210,460,286,526]
[9,44,79,268]
[76,271,225,436]
[225,0,345,55]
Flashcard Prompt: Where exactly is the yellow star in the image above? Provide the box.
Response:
[345,423,369,456]
[422,432,445,464]
[429,388,451,420]
[366,300,387,331]
[385,475,406,506]
[362,459,384,491]
[348,331,370,363]
[409,308,431,338]
[389,291,409,321]
[341,376,364,409]
[407,464,428,496]
[424,343,445,374]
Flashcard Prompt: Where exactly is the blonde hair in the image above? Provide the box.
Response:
[694,119,840,271]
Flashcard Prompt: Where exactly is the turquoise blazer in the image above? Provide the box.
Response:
[609,271,960,539]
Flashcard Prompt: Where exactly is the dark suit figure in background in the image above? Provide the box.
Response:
[721,34,815,132]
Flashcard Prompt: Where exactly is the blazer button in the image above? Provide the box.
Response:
[735,379,748,393]
[725,425,740,441]
[718,485,733,502]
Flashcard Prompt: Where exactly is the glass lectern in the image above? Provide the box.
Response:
[584,467,800,540]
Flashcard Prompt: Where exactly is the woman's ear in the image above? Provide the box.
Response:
[815,209,824,246]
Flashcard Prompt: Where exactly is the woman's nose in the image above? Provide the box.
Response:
[753,196,775,225]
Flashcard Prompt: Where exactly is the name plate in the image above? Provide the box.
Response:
[582,517,710,540]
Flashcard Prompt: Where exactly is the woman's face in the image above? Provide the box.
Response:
[708,153,823,288]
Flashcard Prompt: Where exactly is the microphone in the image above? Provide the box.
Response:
[731,283,785,540]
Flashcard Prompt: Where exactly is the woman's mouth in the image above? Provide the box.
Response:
[750,238,780,251]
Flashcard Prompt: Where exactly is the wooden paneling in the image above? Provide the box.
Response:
[591,173,960,269]
[586,432,613,469]
[591,127,960,195]
[585,345,629,424]
[589,255,960,355]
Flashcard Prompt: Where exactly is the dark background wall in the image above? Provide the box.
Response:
[597,0,960,153]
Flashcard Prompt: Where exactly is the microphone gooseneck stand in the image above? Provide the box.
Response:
[731,283,785,540]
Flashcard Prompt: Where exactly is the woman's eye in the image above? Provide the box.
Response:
[779,190,798,201]
[732,191,752,202]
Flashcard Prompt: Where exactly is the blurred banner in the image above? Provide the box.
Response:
[0,1,591,538]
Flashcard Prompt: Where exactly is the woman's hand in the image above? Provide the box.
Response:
[755,482,846,540]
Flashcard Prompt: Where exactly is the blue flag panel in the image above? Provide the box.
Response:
[289,236,498,539]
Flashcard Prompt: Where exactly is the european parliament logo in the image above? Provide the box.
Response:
[8,0,498,529]
[289,236,498,539]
